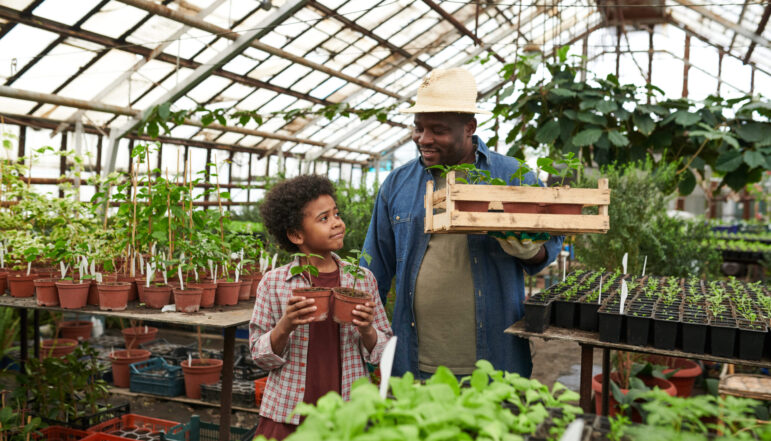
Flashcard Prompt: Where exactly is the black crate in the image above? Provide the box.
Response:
[200,380,256,408]
[39,402,130,430]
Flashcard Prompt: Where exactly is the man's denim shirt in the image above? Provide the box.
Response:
[362,136,564,377]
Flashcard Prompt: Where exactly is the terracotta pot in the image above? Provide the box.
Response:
[332,288,370,324]
[109,349,151,388]
[292,287,332,321]
[58,320,93,341]
[40,338,78,360]
[503,202,545,214]
[188,282,216,308]
[644,356,702,397]
[116,275,138,301]
[174,288,202,313]
[0,271,8,295]
[455,201,492,212]
[546,204,583,215]
[8,273,36,298]
[121,326,158,350]
[250,274,263,298]
[97,282,131,311]
[591,373,676,421]
[55,280,90,309]
[181,359,223,399]
[215,281,240,306]
[88,274,117,306]
[237,280,251,300]
[135,277,146,302]
[143,284,172,309]
[34,278,60,306]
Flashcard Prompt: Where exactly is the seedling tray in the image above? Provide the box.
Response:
[88,414,180,438]
[40,402,130,430]
[424,172,610,235]
[200,380,256,408]
[33,426,90,441]
[161,415,256,441]
[129,357,185,397]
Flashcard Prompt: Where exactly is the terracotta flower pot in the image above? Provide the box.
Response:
[181,358,223,399]
[116,275,138,301]
[97,282,131,311]
[9,273,36,298]
[250,274,263,298]
[0,271,8,295]
[109,349,151,388]
[455,201,492,212]
[88,274,117,306]
[143,284,172,309]
[503,202,545,214]
[121,326,158,350]
[215,281,240,306]
[591,373,676,421]
[332,287,370,324]
[40,338,78,360]
[188,282,216,308]
[546,204,583,215]
[34,278,60,306]
[58,320,93,341]
[173,288,202,313]
[644,356,702,397]
[293,287,332,321]
[55,280,90,309]
[237,280,251,300]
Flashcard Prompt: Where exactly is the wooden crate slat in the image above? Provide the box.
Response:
[449,212,609,234]
[450,185,610,205]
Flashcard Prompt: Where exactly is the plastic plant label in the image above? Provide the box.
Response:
[95,273,103,283]
[0,242,4,268]
[560,418,585,441]
[26,261,31,276]
[619,280,628,314]
[379,337,398,399]
[622,252,628,274]
[598,275,603,305]
[60,261,67,279]
[642,255,647,277]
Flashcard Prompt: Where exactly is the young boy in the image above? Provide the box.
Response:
[249,175,392,440]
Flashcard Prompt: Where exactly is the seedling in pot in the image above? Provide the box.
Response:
[342,249,372,293]
[290,252,323,284]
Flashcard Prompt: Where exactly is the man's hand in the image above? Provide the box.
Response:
[271,296,317,355]
[494,235,545,261]
[352,301,378,352]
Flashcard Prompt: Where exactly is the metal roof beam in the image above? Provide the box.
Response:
[116,0,403,100]
[421,0,506,63]
[0,6,333,108]
[743,2,771,63]
[671,0,771,50]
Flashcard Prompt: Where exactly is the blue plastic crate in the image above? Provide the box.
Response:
[161,415,256,441]
[129,357,184,397]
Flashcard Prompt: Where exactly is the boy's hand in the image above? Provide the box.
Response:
[278,296,317,333]
[352,302,378,352]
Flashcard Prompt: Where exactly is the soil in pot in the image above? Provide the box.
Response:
[237,280,251,300]
[143,284,172,309]
[215,281,240,306]
[97,282,131,311]
[173,288,203,313]
[181,358,223,399]
[122,326,159,349]
[34,278,60,306]
[58,320,93,341]
[40,338,78,360]
[8,273,36,298]
[55,280,90,309]
[292,287,332,321]
[188,281,216,308]
[333,288,370,324]
[109,349,151,388]
[591,372,676,421]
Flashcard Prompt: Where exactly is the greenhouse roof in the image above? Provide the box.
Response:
[0,0,769,171]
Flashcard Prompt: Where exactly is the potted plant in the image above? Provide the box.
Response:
[39,338,79,360]
[109,347,151,388]
[142,252,173,309]
[172,252,202,313]
[186,234,219,308]
[52,244,92,310]
[215,254,240,306]
[122,321,158,349]
[643,355,701,397]
[6,233,43,298]
[651,277,683,350]
[705,281,737,358]
[333,250,372,324]
[58,318,93,341]
[290,252,331,321]
[180,326,222,399]
[97,281,132,311]
[681,278,709,354]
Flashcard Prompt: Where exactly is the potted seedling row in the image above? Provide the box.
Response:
[623,278,653,347]
[523,273,578,332]
[552,269,588,329]
[680,279,710,354]
[290,252,332,322]
[651,277,683,350]
[705,281,737,358]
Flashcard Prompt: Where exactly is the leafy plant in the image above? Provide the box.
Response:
[342,249,372,293]
[428,163,507,185]
[290,253,323,286]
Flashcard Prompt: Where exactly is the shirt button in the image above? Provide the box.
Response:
[411,322,415,327]
[396,215,400,220]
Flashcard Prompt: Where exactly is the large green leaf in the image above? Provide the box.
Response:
[736,122,771,143]
[674,111,701,126]
[633,112,655,135]
[576,111,606,126]
[535,120,561,144]
[607,129,629,147]
[550,88,576,97]
[678,168,696,195]
[715,149,743,172]
[572,128,603,146]
[596,100,618,114]
[743,150,766,169]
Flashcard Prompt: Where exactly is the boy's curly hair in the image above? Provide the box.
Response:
[259,175,337,252]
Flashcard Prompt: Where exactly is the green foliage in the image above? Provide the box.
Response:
[574,161,719,278]
[494,51,771,193]
[290,252,323,285]
[342,249,372,293]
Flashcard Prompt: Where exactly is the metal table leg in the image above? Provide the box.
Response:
[19,308,27,373]
[601,348,610,416]
[219,326,236,441]
[579,344,593,413]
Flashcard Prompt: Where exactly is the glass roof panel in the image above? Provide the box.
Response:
[12,43,97,94]
[0,24,59,82]
[80,2,148,39]
[32,0,101,26]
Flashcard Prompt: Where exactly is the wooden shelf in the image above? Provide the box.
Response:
[109,387,260,414]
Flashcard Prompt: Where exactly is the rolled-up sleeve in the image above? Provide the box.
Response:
[249,273,289,370]
[356,271,393,364]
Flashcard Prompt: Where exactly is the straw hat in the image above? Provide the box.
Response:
[400,68,491,115]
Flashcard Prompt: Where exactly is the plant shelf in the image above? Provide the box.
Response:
[424,171,610,235]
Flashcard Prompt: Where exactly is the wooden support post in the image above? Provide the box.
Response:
[615,26,621,78]
[647,26,654,104]
[59,131,67,198]
[17,125,26,163]
[682,34,691,98]
[96,134,103,175]
[717,49,724,96]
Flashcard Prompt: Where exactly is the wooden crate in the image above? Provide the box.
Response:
[424,171,610,235]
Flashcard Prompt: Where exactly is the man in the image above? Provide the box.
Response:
[362,68,563,378]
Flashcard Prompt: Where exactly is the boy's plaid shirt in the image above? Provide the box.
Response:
[249,252,392,424]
